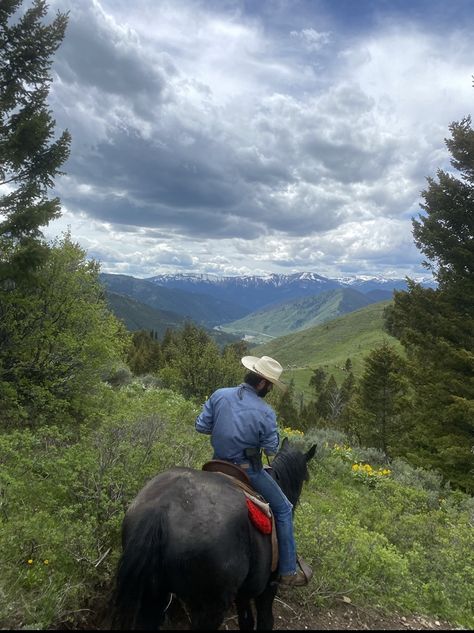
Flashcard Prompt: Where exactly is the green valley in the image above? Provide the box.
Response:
[219,287,382,343]
[251,300,400,398]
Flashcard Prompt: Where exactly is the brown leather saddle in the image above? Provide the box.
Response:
[202,459,251,485]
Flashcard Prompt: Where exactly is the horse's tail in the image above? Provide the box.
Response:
[112,507,169,630]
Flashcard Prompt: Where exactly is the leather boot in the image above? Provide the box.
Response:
[278,556,313,587]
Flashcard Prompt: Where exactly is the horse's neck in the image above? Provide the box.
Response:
[271,463,301,508]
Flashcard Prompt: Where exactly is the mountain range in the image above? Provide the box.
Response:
[100,273,246,327]
[145,271,435,311]
[100,271,436,340]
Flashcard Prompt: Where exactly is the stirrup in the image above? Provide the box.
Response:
[296,555,313,583]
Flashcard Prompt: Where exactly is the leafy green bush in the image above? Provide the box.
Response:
[0,384,208,629]
[294,429,474,628]
[296,508,416,610]
[1,401,472,629]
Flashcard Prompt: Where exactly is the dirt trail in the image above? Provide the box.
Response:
[85,594,461,631]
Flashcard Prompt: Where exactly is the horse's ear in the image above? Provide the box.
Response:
[281,436,289,449]
[305,444,317,462]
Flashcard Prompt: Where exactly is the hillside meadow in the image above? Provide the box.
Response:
[0,381,472,630]
[252,301,401,397]
[218,287,377,343]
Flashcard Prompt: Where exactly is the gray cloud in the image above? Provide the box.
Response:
[45,0,474,278]
[54,1,171,107]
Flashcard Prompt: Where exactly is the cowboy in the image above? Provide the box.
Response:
[195,354,312,587]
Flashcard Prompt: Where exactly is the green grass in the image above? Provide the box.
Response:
[219,288,375,343]
[251,300,401,397]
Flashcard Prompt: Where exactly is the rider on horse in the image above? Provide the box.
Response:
[195,354,313,587]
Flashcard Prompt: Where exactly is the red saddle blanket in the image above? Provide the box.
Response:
[246,498,272,534]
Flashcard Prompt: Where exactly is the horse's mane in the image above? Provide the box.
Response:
[270,444,308,508]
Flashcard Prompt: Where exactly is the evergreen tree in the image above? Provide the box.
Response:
[356,342,410,455]
[127,330,164,375]
[0,0,71,282]
[385,115,474,491]
[161,327,179,363]
[340,369,355,404]
[309,367,326,395]
[219,341,248,386]
[223,340,249,359]
[275,378,299,429]
[160,322,222,401]
[300,368,332,429]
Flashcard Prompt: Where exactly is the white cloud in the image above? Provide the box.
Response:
[290,28,332,52]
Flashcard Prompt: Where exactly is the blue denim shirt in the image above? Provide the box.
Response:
[195,383,280,464]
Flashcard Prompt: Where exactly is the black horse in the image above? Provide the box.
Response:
[113,437,316,630]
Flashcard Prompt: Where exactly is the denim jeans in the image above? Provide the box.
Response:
[246,467,297,575]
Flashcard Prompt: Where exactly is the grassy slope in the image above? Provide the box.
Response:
[219,288,374,342]
[251,300,400,397]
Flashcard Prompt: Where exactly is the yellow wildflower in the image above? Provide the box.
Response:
[27,559,33,565]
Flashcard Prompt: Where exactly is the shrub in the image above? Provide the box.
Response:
[0,385,207,629]
[296,440,474,628]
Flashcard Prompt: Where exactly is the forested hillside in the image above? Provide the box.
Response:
[105,291,187,334]
[0,2,472,630]
[100,272,246,327]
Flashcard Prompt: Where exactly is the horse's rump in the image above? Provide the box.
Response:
[114,440,316,630]
[121,468,271,599]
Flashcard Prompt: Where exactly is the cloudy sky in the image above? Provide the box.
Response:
[42,0,473,279]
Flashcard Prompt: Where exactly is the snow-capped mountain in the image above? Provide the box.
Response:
[147,271,331,287]
[145,272,436,312]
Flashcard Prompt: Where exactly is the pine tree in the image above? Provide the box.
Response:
[309,367,326,395]
[300,368,331,429]
[340,370,355,404]
[127,330,164,375]
[160,322,222,401]
[0,0,70,282]
[161,328,179,363]
[275,378,299,429]
[357,342,409,455]
[385,115,474,491]
[220,341,248,386]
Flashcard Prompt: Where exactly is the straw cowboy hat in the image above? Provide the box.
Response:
[241,355,287,391]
